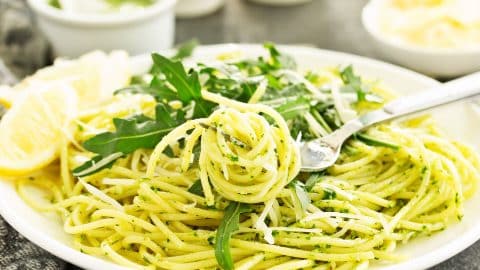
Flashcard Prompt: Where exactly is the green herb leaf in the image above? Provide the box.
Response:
[289,180,311,212]
[74,104,182,176]
[340,65,361,88]
[355,133,400,150]
[322,188,337,200]
[114,79,178,102]
[275,96,311,120]
[155,103,176,127]
[152,53,215,118]
[149,76,179,101]
[188,180,204,196]
[72,153,124,177]
[199,66,253,102]
[340,65,368,103]
[310,109,333,133]
[173,39,199,60]
[239,82,258,101]
[215,202,251,270]
[305,173,325,191]
[114,73,180,102]
[264,42,296,70]
[152,54,201,101]
[234,43,296,76]
[83,104,178,157]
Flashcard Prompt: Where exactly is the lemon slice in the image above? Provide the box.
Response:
[0,82,77,176]
[15,51,130,109]
[0,50,129,176]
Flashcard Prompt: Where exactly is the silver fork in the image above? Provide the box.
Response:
[300,71,480,172]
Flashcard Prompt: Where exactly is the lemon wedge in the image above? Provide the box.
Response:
[0,81,77,176]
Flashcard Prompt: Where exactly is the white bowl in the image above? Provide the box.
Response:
[27,0,176,57]
[362,0,480,78]
[175,0,224,18]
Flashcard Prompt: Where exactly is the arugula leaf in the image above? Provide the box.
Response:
[149,76,179,101]
[355,133,400,150]
[188,180,204,196]
[83,104,178,156]
[215,202,251,270]
[155,103,176,127]
[275,96,311,120]
[72,153,124,177]
[340,65,368,102]
[240,82,258,101]
[310,109,333,133]
[289,180,311,212]
[199,66,254,102]
[340,65,361,88]
[318,105,342,130]
[234,43,296,76]
[322,188,337,200]
[73,104,181,176]
[114,78,178,102]
[305,173,325,191]
[289,117,313,141]
[152,53,215,118]
[152,54,201,100]
[264,42,296,70]
[81,50,211,176]
[173,39,198,60]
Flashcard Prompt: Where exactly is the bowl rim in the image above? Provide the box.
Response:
[362,0,480,56]
[27,0,177,27]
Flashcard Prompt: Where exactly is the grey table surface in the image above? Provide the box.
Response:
[0,0,479,269]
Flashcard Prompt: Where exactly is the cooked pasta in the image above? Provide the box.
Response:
[146,91,300,205]
[14,45,480,270]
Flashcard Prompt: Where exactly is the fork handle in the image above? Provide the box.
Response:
[323,71,480,146]
[384,71,480,116]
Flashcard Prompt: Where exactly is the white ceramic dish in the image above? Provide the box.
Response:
[2,44,480,270]
[362,0,480,78]
[27,0,176,57]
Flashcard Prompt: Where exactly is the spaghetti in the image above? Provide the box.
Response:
[13,47,480,270]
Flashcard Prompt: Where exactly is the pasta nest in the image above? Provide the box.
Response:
[147,92,301,205]
[200,107,300,204]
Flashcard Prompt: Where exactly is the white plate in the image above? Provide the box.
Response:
[1,44,480,270]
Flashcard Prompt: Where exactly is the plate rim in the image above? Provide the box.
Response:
[4,44,476,270]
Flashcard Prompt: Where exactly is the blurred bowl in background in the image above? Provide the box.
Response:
[362,0,480,78]
[27,0,176,57]
[175,0,224,18]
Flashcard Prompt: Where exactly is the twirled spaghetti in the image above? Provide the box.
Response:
[146,91,300,205]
